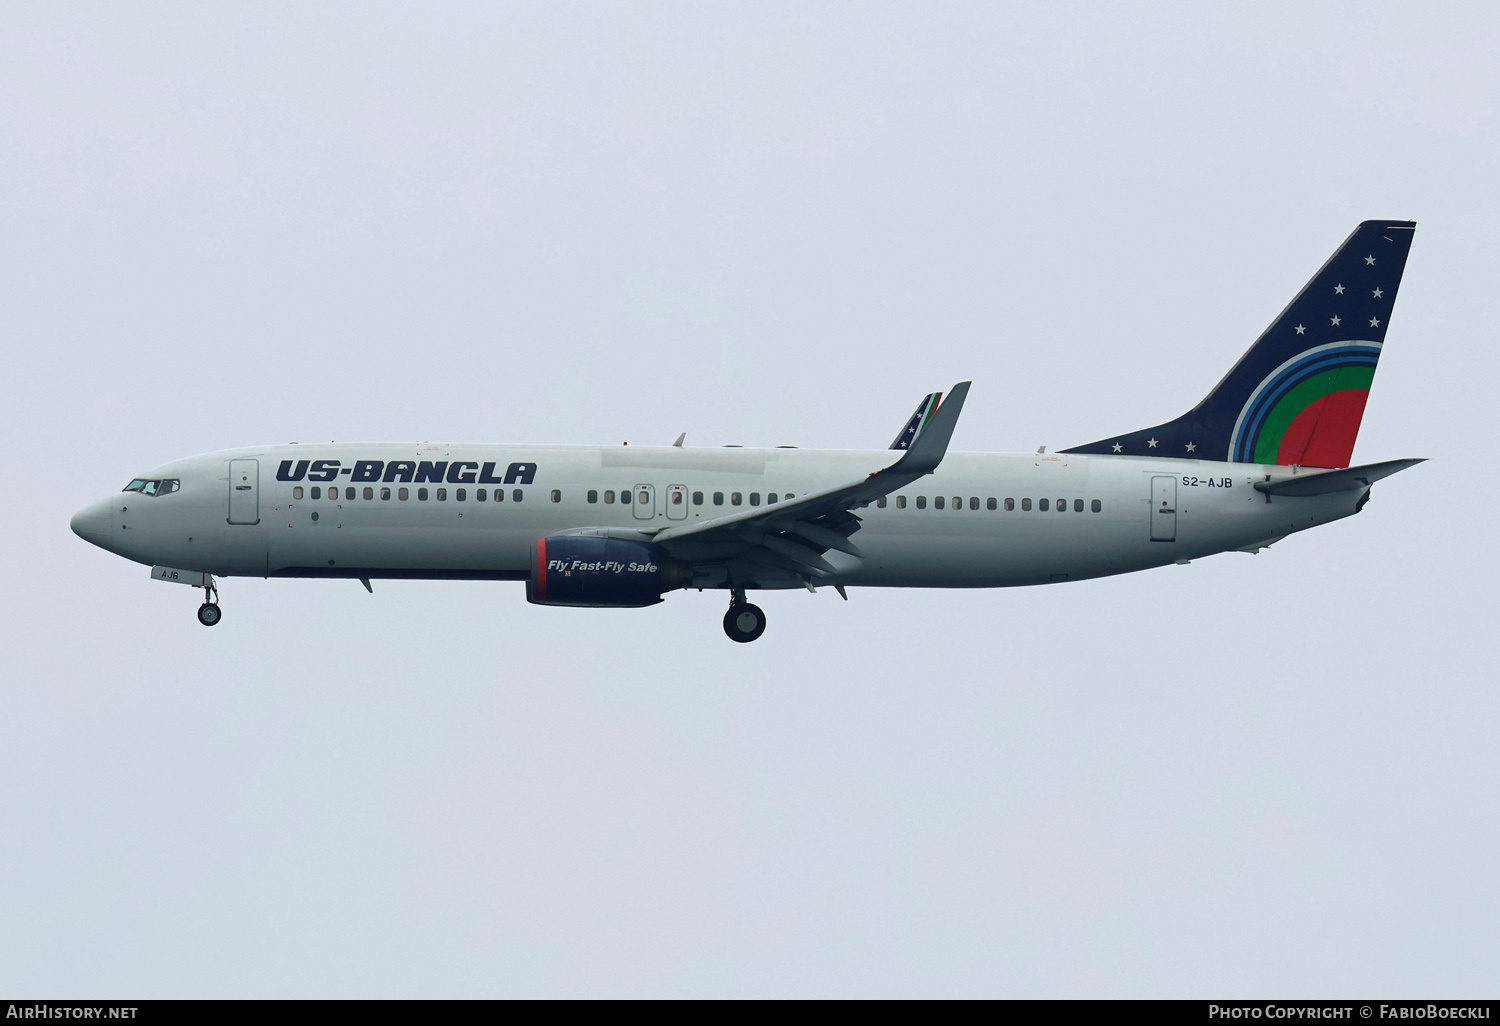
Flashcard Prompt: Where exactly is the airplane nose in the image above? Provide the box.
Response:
[70,500,112,548]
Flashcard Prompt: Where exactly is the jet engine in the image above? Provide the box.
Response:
[526,536,693,608]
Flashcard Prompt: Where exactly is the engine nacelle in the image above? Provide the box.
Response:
[526,536,693,608]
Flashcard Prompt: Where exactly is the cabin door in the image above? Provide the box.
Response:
[228,459,260,525]
[1150,475,1177,542]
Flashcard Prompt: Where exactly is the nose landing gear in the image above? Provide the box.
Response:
[197,578,222,627]
[723,589,766,643]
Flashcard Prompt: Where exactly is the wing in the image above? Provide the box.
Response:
[648,382,971,587]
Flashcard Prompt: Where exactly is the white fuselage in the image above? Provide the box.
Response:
[70,442,1361,590]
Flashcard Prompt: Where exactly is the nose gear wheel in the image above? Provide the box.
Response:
[196,578,221,626]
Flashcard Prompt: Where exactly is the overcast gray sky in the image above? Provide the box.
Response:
[3,0,1497,998]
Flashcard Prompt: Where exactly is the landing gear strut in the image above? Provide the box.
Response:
[723,589,766,643]
[197,578,221,627]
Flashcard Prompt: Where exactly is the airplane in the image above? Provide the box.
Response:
[71,220,1424,643]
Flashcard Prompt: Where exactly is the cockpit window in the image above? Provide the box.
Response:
[121,478,179,496]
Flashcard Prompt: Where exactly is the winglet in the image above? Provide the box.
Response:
[890,392,940,450]
[882,382,970,477]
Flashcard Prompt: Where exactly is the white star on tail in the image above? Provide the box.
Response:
[1146,437,1159,448]
[1335,284,1345,295]
[1185,442,1197,452]
[1295,324,1306,334]
[1111,443,1122,452]
[1366,255,1376,265]
[1373,287,1384,298]
[1370,317,1380,327]
[1331,315,1341,326]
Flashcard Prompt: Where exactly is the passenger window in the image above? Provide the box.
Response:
[953,496,961,510]
[456,488,466,501]
[293,486,304,500]
[1022,498,1032,511]
[671,491,682,505]
[1092,499,1102,513]
[876,496,887,508]
[311,487,321,500]
[731,492,742,506]
[381,487,391,500]
[970,497,979,510]
[896,495,906,509]
[637,489,649,505]
[513,489,523,502]
[986,497,996,511]
[551,489,562,503]
[692,491,703,505]
[588,490,598,504]
[604,490,615,504]
[916,496,927,509]
[714,492,724,506]
[494,489,504,502]
[1057,498,1065,512]
[749,492,760,506]
[1001,498,1011,511]
[767,493,777,503]
[1038,498,1048,511]
[437,488,447,501]
[363,487,374,500]
[476,488,486,502]
[934,496,944,509]
[399,487,409,501]
[1074,499,1084,512]
[418,488,428,501]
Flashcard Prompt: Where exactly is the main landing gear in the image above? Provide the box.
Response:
[197,578,222,627]
[723,590,766,643]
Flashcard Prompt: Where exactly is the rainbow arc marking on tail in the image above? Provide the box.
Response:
[1229,340,1380,465]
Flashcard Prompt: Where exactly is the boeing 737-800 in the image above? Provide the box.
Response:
[72,220,1424,642]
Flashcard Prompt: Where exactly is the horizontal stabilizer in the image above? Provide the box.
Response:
[1253,458,1425,497]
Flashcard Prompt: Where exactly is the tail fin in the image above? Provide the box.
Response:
[1063,220,1416,468]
